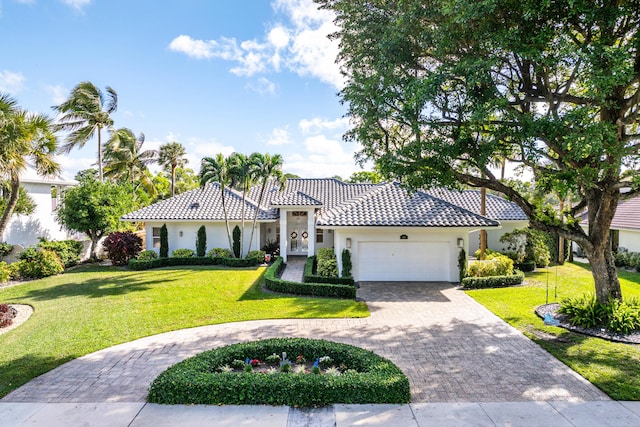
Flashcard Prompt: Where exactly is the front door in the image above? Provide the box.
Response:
[288,211,308,255]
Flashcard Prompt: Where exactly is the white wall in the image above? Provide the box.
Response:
[4,181,72,247]
[144,221,265,256]
[468,221,529,255]
[333,227,467,282]
[619,229,640,253]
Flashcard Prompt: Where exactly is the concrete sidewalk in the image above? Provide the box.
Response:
[2,401,640,426]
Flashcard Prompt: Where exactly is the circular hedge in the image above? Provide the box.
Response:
[148,337,410,407]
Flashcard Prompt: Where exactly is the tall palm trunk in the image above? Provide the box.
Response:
[246,181,266,254]
[220,184,234,256]
[170,164,176,197]
[479,186,487,260]
[0,175,20,240]
[97,126,103,182]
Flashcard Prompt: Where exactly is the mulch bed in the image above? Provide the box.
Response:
[535,303,640,344]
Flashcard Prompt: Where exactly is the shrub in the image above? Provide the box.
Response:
[461,271,524,289]
[208,248,233,258]
[102,231,143,266]
[316,248,338,277]
[0,261,10,283]
[559,294,640,333]
[515,260,536,272]
[467,253,514,277]
[473,248,495,259]
[304,256,355,286]
[5,261,21,280]
[137,250,158,261]
[0,303,17,328]
[160,224,168,258]
[458,248,467,282]
[18,248,64,279]
[196,225,207,257]
[0,242,13,259]
[147,338,410,407]
[128,255,262,270]
[341,249,352,278]
[500,228,550,267]
[247,250,266,263]
[266,257,356,298]
[261,239,279,255]
[171,248,194,258]
[37,239,83,268]
[232,225,241,258]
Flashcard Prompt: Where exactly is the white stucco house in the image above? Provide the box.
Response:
[122,178,528,283]
[2,169,77,247]
[580,196,640,253]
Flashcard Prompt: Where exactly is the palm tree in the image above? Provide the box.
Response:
[103,128,157,197]
[246,153,285,254]
[200,154,234,255]
[53,81,118,182]
[0,93,60,240]
[158,142,187,197]
[227,153,254,257]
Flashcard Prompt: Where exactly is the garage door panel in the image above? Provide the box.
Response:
[358,241,450,281]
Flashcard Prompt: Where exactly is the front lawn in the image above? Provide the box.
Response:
[0,264,369,398]
[467,262,640,400]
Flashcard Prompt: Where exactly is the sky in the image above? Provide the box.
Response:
[0,0,369,181]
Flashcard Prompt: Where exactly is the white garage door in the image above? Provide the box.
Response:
[358,241,451,281]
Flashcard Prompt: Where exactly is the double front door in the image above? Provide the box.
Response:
[288,211,308,254]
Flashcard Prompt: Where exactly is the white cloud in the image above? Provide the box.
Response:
[55,154,96,179]
[60,0,90,11]
[246,77,277,96]
[167,0,343,88]
[284,135,359,178]
[0,70,26,93]
[44,84,67,104]
[299,117,349,134]
[266,127,292,146]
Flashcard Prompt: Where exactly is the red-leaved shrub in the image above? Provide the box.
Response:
[103,231,143,266]
[0,303,16,328]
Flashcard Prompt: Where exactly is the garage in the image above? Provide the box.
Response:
[357,241,451,281]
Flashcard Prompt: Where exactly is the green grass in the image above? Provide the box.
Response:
[466,262,640,400]
[0,264,369,398]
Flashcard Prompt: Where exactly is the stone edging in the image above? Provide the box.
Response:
[0,304,33,335]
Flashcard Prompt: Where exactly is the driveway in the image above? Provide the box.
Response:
[3,282,607,403]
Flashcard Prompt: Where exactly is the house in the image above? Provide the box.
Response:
[580,196,640,253]
[122,178,528,283]
[2,169,77,248]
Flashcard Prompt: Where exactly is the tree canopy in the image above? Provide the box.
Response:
[319,0,640,302]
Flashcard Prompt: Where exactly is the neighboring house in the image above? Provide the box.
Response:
[580,196,640,253]
[122,178,527,283]
[2,169,77,247]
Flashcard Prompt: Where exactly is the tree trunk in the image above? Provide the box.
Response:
[89,232,100,261]
[0,176,21,241]
[585,244,621,303]
[246,181,266,255]
[558,198,565,265]
[98,126,104,182]
[479,186,487,260]
[171,165,176,197]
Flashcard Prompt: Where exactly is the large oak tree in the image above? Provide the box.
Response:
[318,0,640,302]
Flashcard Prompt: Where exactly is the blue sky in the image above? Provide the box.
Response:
[0,0,367,180]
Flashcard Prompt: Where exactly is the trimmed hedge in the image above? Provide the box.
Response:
[265,257,356,298]
[147,338,410,407]
[128,256,261,271]
[461,271,524,289]
[515,261,536,272]
[303,256,355,286]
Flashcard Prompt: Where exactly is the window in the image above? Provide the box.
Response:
[316,229,324,243]
[152,227,161,249]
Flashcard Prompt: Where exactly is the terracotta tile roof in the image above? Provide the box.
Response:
[317,183,500,227]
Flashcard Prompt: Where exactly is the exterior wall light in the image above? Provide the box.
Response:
[457,238,464,248]
[346,238,352,248]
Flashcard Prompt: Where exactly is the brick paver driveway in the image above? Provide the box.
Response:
[3,282,607,403]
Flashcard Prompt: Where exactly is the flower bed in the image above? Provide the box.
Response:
[147,338,410,407]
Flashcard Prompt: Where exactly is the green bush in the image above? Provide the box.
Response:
[37,239,83,268]
[147,338,410,406]
[0,262,10,283]
[247,250,266,263]
[461,271,524,289]
[5,261,21,280]
[341,249,352,278]
[0,242,14,259]
[304,256,355,286]
[160,224,169,258]
[208,248,233,258]
[128,256,262,271]
[467,253,514,277]
[18,248,64,279]
[266,258,356,298]
[196,225,207,257]
[316,248,338,277]
[458,248,467,282]
[559,294,640,334]
[171,248,194,258]
[500,228,550,267]
[515,260,536,272]
[137,250,158,261]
